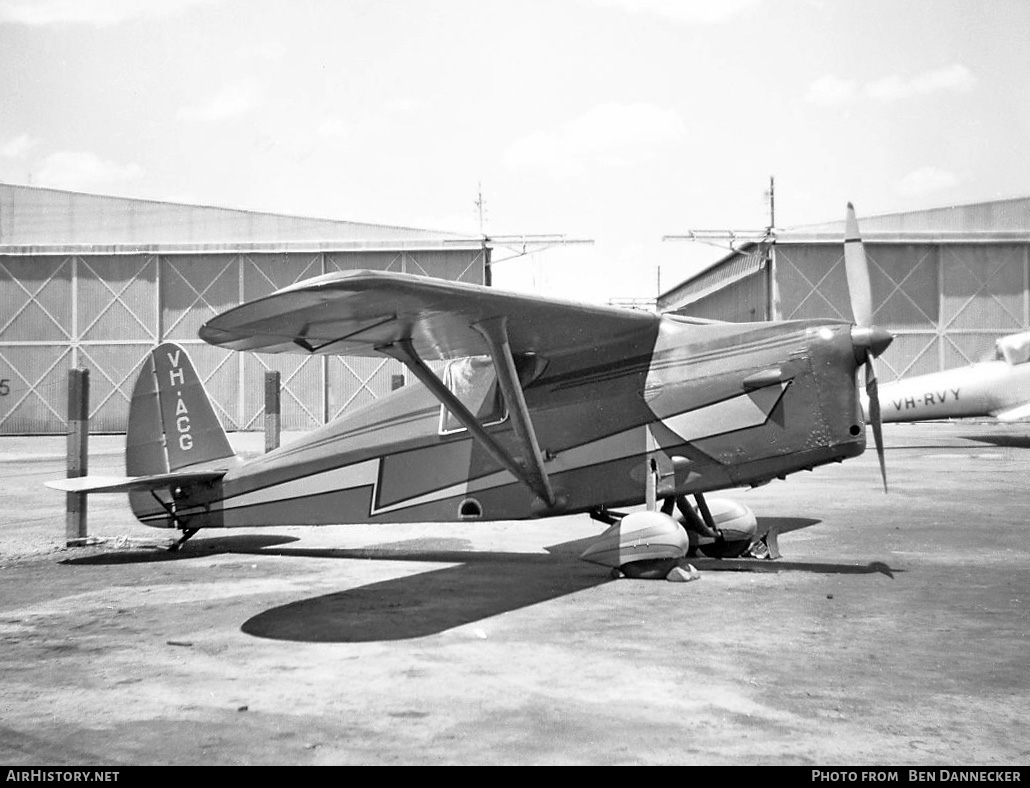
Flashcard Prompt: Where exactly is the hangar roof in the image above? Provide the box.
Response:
[776,194,1030,243]
[0,182,484,254]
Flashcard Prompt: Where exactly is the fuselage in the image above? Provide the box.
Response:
[864,360,1030,422]
[137,316,869,529]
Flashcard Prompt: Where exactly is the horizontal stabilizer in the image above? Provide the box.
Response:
[46,469,228,494]
[993,402,1030,422]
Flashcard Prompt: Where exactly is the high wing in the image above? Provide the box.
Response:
[201,270,662,510]
[199,269,659,360]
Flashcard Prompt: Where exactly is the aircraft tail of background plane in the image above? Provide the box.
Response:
[126,342,236,476]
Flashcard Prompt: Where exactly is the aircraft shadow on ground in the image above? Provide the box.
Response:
[884,434,1030,451]
[59,516,893,642]
[241,533,610,643]
[708,517,894,576]
[759,516,820,536]
[694,517,899,577]
[61,515,821,567]
[239,516,891,643]
[60,534,301,565]
[966,434,1030,449]
[693,558,900,578]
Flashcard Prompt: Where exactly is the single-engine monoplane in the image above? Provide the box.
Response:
[49,205,892,579]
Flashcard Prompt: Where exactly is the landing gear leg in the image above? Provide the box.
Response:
[149,490,199,553]
[170,528,199,553]
[673,493,724,556]
[694,493,720,534]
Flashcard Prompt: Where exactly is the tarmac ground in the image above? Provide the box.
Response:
[0,421,1028,766]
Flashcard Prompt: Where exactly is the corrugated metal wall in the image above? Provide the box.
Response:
[672,269,767,322]
[0,249,486,434]
[662,247,768,320]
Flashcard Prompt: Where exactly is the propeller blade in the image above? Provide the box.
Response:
[846,203,890,492]
[844,202,873,327]
[865,359,888,493]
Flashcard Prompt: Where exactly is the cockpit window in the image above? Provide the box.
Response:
[439,355,506,434]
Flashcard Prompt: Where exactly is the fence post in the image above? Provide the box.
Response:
[66,367,89,547]
[264,370,281,452]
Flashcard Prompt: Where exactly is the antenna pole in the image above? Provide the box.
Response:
[475,182,486,234]
[765,176,778,320]
[766,175,775,231]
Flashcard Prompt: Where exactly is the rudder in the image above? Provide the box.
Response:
[127,343,236,475]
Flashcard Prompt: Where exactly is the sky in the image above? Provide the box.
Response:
[1,0,1028,303]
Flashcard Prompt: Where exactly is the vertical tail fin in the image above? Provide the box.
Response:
[127,343,236,475]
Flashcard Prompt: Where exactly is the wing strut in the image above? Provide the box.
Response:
[473,317,555,509]
[377,338,557,509]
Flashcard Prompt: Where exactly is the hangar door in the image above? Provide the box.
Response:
[0,248,487,434]
[938,244,1028,370]
[0,254,159,435]
[774,242,1030,381]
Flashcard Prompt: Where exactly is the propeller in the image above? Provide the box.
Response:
[844,202,892,492]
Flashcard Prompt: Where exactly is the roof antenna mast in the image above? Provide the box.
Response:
[475,182,487,235]
[765,175,775,232]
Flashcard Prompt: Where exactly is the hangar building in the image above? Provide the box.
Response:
[658,196,1030,384]
[0,183,488,435]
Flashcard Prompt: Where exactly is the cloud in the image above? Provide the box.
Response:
[865,64,977,101]
[805,74,858,105]
[895,166,960,197]
[808,64,976,105]
[0,0,221,26]
[315,117,351,141]
[384,98,430,115]
[502,102,687,177]
[580,0,762,24]
[34,150,144,192]
[177,81,262,122]
[235,41,287,62]
[1,133,36,158]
